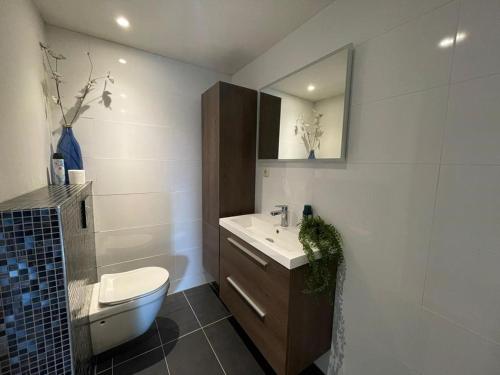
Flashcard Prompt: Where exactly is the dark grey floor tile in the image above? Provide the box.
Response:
[156,292,201,343]
[113,348,168,375]
[111,324,162,366]
[94,351,112,373]
[204,318,265,375]
[184,284,229,326]
[157,292,190,316]
[163,330,224,375]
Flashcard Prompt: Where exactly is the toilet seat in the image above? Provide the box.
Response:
[89,267,170,323]
[99,267,169,305]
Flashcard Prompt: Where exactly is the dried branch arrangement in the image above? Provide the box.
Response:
[295,109,324,156]
[40,42,114,128]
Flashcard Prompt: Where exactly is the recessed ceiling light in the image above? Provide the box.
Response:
[307,84,315,92]
[118,58,127,64]
[438,36,455,48]
[120,93,127,98]
[115,16,130,29]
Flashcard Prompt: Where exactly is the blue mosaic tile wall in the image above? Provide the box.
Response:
[0,207,71,374]
[0,183,97,375]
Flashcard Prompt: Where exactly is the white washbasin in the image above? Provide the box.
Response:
[219,213,314,269]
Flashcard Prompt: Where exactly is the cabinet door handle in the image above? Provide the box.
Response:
[226,276,266,319]
[226,237,268,268]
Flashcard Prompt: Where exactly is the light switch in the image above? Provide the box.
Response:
[263,168,270,177]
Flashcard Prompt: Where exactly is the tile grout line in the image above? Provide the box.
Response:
[99,289,231,373]
[182,291,227,375]
[155,319,171,375]
[158,313,233,347]
[419,0,462,309]
[422,306,500,347]
[201,314,233,330]
[107,314,232,370]
[164,327,203,345]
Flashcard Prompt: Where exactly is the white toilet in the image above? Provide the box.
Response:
[88,267,170,355]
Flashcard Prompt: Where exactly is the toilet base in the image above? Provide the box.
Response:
[89,281,169,355]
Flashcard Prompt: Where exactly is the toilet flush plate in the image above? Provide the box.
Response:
[99,267,169,305]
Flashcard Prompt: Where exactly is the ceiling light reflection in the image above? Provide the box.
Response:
[439,37,455,48]
[115,16,130,29]
[456,31,467,42]
[438,31,468,49]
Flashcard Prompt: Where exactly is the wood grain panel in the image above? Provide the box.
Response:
[220,228,289,374]
[258,92,281,159]
[219,82,257,218]
[219,228,335,375]
[202,82,257,284]
[286,265,334,374]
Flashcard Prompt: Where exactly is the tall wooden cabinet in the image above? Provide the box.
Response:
[202,81,257,284]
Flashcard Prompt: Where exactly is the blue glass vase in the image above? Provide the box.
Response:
[308,149,316,160]
[57,127,83,184]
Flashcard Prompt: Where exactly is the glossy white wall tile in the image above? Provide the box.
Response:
[423,165,500,343]
[232,0,500,372]
[348,87,448,163]
[47,26,226,291]
[96,253,174,279]
[91,159,171,195]
[451,0,500,82]
[442,74,500,165]
[173,247,204,280]
[420,309,500,375]
[342,273,425,374]
[95,220,202,267]
[314,164,439,304]
[94,193,172,231]
[351,1,458,104]
[232,0,455,91]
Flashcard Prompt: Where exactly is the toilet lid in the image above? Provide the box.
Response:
[99,267,169,305]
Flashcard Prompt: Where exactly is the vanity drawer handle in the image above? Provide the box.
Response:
[226,276,266,319]
[226,237,268,268]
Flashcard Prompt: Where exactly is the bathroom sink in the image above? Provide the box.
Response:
[219,214,315,269]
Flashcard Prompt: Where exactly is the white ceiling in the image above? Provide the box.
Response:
[268,48,348,101]
[33,0,334,74]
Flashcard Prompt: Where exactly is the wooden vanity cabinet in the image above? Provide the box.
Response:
[219,227,334,375]
[202,82,257,284]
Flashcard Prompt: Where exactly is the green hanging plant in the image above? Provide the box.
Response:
[298,216,344,302]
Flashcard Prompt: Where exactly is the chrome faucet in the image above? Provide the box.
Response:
[270,205,288,227]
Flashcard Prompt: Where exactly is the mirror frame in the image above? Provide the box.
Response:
[257,43,354,162]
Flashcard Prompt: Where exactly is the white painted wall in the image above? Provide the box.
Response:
[314,95,344,158]
[46,26,228,293]
[233,0,500,374]
[0,0,51,202]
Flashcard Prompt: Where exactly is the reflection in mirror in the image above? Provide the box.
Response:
[258,45,353,160]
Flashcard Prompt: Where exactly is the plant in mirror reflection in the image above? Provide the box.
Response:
[294,109,324,158]
[39,42,114,128]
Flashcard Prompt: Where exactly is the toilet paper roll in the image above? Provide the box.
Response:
[68,169,86,185]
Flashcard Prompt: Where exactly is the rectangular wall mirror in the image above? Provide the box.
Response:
[258,44,353,161]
